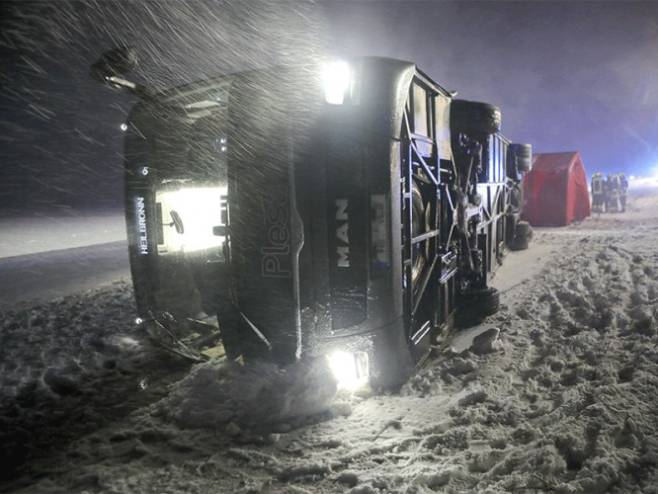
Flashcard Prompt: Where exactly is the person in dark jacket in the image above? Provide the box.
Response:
[606,173,621,213]
[619,173,629,212]
[591,172,605,213]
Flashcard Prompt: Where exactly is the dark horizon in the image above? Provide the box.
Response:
[2,1,658,211]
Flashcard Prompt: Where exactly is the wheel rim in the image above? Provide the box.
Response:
[410,181,430,288]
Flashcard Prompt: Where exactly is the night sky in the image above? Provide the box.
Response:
[1,1,658,212]
[327,1,658,178]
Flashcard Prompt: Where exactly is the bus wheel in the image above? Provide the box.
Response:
[455,287,500,328]
[409,181,429,289]
[510,220,532,251]
[450,99,501,136]
[510,236,529,251]
[509,143,532,173]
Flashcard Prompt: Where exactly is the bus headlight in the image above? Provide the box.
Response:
[321,60,352,105]
[327,350,369,390]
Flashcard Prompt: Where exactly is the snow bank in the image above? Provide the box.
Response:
[156,357,338,431]
[0,281,189,483]
[0,212,125,259]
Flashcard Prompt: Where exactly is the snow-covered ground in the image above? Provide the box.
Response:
[2,194,658,493]
[0,242,130,309]
[0,209,129,309]
[0,212,126,259]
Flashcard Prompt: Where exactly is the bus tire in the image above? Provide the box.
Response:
[510,220,532,251]
[451,99,501,136]
[510,236,529,251]
[455,287,500,328]
[516,220,532,238]
[509,143,532,173]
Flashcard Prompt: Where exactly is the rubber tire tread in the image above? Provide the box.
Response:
[509,143,532,172]
[455,287,501,328]
[451,99,501,136]
[515,220,531,238]
[509,236,529,251]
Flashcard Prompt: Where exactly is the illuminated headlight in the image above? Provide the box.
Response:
[321,60,352,105]
[327,350,369,391]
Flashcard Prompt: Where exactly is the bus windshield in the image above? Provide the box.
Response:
[145,96,230,321]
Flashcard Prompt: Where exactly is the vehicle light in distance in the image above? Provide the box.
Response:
[327,350,369,390]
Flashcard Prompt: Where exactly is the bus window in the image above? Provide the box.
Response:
[413,83,429,137]
[435,93,451,160]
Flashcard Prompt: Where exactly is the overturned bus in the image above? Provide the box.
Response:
[92,49,532,389]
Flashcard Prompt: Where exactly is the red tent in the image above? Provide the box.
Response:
[522,151,591,226]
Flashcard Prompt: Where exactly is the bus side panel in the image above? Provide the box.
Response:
[123,107,161,318]
[227,76,299,363]
[324,127,369,331]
